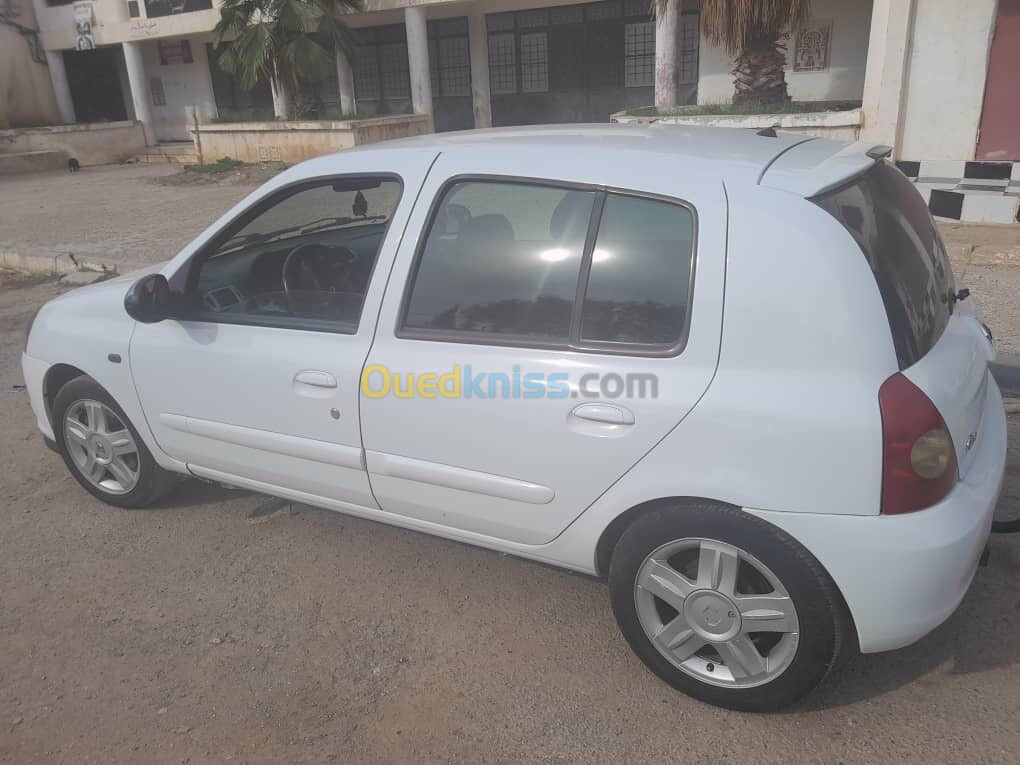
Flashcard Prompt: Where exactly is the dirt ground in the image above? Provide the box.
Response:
[2,165,1020,763]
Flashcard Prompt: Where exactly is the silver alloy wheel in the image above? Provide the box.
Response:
[62,399,140,495]
[634,538,800,688]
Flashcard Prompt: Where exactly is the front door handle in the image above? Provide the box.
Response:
[569,403,635,425]
[294,370,338,388]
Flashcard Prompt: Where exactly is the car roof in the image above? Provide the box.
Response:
[334,124,886,196]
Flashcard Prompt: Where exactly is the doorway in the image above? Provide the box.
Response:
[64,47,128,123]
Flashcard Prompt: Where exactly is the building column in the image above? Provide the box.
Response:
[468,9,492,129]
[336,50,357,117]
[44,50,76,124]
[122,41,156,145]
[404,5,434,130]
[860,0,917,153]
[654,0,679,110]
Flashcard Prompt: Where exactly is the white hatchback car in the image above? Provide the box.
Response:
[22,126,1006,711]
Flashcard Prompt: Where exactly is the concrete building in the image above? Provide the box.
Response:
[19,0,1020,219]
[1,0,61,128]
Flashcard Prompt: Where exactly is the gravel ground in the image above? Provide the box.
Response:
[2,287,1020,760]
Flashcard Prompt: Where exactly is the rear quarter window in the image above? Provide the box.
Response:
[813,161,955,368]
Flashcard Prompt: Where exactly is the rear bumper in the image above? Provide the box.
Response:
[21,352,54,440]
[748,377,1007,653]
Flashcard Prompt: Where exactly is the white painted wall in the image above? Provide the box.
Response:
[897,0,997,161]
[140,35,218,141]
[698,0,873,105]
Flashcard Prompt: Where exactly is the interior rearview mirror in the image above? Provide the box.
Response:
[124,273,172,324]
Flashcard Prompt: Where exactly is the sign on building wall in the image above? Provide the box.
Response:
[794,20,831,72]
[72,0,95,50]
[158,39,193,65]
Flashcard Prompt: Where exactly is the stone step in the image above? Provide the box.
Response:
[134,142,200,165]
[0,149,69,175]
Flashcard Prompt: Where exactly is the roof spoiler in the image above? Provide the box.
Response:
[760,140,895,197]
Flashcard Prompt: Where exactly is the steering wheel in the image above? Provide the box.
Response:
[281,243,355,315]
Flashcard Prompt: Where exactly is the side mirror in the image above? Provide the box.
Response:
[124,273,172,323]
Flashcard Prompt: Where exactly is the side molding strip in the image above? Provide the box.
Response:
[365,450,555,505]
[159,413,363,470]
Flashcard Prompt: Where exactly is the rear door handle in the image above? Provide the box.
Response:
[294,370,338,388]
[570,403,635,425]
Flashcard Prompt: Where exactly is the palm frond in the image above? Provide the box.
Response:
[653,0,811,54]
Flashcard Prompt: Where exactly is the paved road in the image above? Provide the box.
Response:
[2,276,1020,763]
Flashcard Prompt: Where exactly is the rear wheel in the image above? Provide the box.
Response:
[53,375,178,508]
[609,504,849,712]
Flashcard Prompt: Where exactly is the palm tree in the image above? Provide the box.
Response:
[214,0,363,119]
[656,0,811,105]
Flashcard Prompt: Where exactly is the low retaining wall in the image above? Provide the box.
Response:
[193,115,432,165]
[611,108,862,142]
[0,121,147,167]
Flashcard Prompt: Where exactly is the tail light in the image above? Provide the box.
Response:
[879,373,958,514]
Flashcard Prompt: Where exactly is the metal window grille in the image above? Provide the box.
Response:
[520,31,549,93]
[380,42,410,99]
[622,0,647,17]
[587,1,622,21]
[550,6,583,25]
[488,32,517,94]
[353,44,380,100]
[624,21,654,87]
[678,13,699,83]
[516,9,549,29]
[487,12,515,32]
[439,37,471,97]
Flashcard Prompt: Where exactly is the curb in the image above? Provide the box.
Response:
[1,250,117,277]
[991,360,1020,398]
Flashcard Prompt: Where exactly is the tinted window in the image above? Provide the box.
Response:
[814,162,955,367]
[403,181,596,342]
[191,179,401,330]
[581,194,694,345]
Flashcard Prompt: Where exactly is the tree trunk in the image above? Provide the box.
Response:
[732,36,790,105]
[270,72,292,120]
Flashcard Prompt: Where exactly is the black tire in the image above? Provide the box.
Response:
[608,503,850,712]
[52,375,179,509]
[992,518,1020,533]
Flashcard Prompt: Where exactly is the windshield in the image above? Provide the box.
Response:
[813,161,955,368]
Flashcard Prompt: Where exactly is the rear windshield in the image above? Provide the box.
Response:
[813,161,955,368]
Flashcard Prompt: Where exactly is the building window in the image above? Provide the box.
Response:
[380,42,410,99]
[489,32,517,95]
[351,26,411,102]
[520,32,549,93]
[624,21,654,87]
[678,13,699,83]
[143,0,213,19]
[428,19,471,99]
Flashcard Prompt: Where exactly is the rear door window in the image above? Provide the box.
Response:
[813,161,955,368]
[400,179,696,354]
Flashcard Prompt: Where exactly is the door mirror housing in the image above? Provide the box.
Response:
[124,273,172,323]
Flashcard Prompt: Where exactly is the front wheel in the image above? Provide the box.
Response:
[53,375,179,508]
[609,504,850,712]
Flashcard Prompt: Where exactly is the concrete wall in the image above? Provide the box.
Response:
[194,114,431,164]
[698,0,873,105]
[0,121,146,165]
[140,35,218,141]
[612,107,862,141]
[1,1,61,128]
[897,0,997,161]
[34,0,219,49]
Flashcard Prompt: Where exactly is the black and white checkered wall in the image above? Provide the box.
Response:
[896,160,1020,224]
